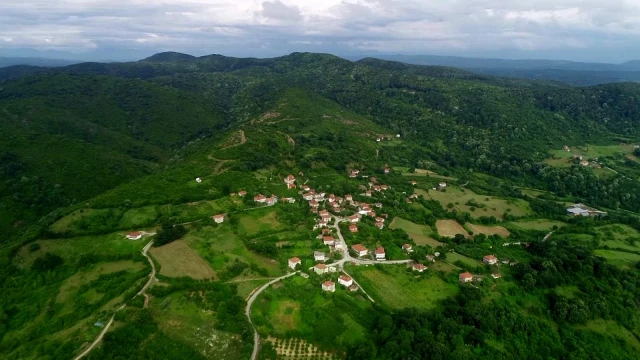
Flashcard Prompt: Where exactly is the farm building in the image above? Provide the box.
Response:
[212,214,224,223]
[126,232,142,240]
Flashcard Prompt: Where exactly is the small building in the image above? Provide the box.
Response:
[345,194,353,201]
[438,182,447,189]
[196,177,202,183]
[348,284,359,292]
[284,174,296,185]
[483,255,498,265]
[563,145,570,151]
[491,273,502,279]
[338,274,353,287]
[459,272,473,283]
[254,194,267,203]
[426,255,436,263]
[238,190,247,197]
[380,185,389,191]
[314,252,326,262]
[375,217,385,223]
[384,167,390,174]
[323,236,336,246]
[402,244,413,253]
[396,134,401,138]
[303,193,314,201]
[412,263,427,273]
[349,224,358,233]
[322,280,335,292]
[309,200,319,208]
[375,247,385,260]
[212,214,225,224]
[352,244,368,257]
[301,184,310,191]
[374,202,383,208]
[322,228,332,235]
[365,190,372,197]
[348,215,361,223]
[375,222,384,230]
[266,196,278,206]
[410,180,417,186]
[314,263,328,275]
[126,232,142,240]
[288,257,301,270]
[579,160,590,166]
[409,193,418,199]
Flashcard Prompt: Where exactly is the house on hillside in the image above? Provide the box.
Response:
[483,255,498,265]
[266,196,278,206]
[403,244,413,253]
[345,194,353,202]
[288,257,301,270]
[322,280,335,292]
[491,273,502,279]
[349,224,358,233]
[301,184,310,191]
[238,190,247,197]
[380,185,389,191]
[384,166,390,174]
[374,203,382,208]
[254,194,267,203]
[126,232,142,240]
[303,193,314,201]
[375,222,384,229]
[309,200,319,208]
[314,263,328,275]
[323,236,336,246]
[314,252,326,262]
[352,244,368,257]
[375,217,385,223]
[375,247,386,260]
[410,180,417,186]
[338,275,353,287]
[438,182,447,189]
[196,177,202,183]
[284,174,296,188]
[459,272,473,283]
[563,145,570,151]
[212,214,225,224]
[580,160,590,166]
[412,263,427,273]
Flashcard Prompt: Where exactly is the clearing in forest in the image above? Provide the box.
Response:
[389,217,444,247]
[420,187,531,220]
[467,224,510,237]
[436,220,470,239]
[150,240,216,279]
[594,249,640,269]
[270,300,302,333]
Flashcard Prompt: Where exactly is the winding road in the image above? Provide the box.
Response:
[74,239,156,360]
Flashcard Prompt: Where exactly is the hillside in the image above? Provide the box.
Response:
[1,52,640,360]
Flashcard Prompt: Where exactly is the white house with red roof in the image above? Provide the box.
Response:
[309,200,319,208]
[314,252,326,262]
[212,214,225,224]
[126,232,142,240]
[254,194,267,203]
[365,190,373,197]
[439,182,447,189]
[352,244,368,257]
[301,184,310,191]
[412,263,427,273]
[459,272,473,283]
[345,194,353,202]
[314,263,328,275]
[375,222,384,229]
[238,190,247,197]
[284,174,296,185]
[483,255,498,265]
[266,196,278,206]
[375,247,386,260]
[303,193,314,201]
[384,166,390,174]
[323,236,336,246]
[349,224,358,233]
[288,257,301,270]
[348,215,360,223]
[375,217,385,223]
[403,244,413,253]
[322,280,335,292]
[338,275,353,287]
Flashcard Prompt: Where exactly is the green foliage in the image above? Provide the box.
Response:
[31,252,63,271]
[154,223,187,247]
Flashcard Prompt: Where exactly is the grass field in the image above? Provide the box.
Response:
[594,250,640,269]
[389,217,444,247]
[353,265,458,310]
[150,240,216,279]
[436,219,470,238]
[446,252,482,268]
[596,224,640,251]
[234,279,269,300]
[467,224,510,237]
[118,206,158,228]
[270,299,302,333]
[419,187,531,220]
[237,208,285,237]
[505,219,567,231]
[49,208,116,233]
[579,319,640,353]
[13,232,147,268]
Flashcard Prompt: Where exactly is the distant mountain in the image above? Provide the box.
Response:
[0,56,79,68]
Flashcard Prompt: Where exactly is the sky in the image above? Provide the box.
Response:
[1,0,639,63]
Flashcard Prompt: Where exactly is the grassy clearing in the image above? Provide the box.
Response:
[118,206,158,228]
[420,187,531,220]
[49,209,114,233]
[596,224,640,251]
[446,252,482,268]
[237,208,285,237]
[506,219,567,231]
[594,250,640,269]
[150,240,216,279]
[13,232,147,268]
[152,291,245,360]
[467,224,510,237]
[389,217,444,247]
[579,319,640,352]
[270,300,302,333]
[436,220,470,238]
[266,337,339,360]
[354,265,458,310]
[234,280,269,300]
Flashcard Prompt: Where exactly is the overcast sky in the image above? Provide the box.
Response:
[1,0,639,62]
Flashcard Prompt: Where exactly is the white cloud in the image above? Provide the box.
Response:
[0,0,639,61]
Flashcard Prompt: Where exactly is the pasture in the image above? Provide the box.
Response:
[237,208,285,237]
[435,219,470,239]
[467,224,510,237]
[506,219,567,231]
[419,187,531,220]
[389,217,444,247]
[446,252,482,268]
[596,224,640,251]
[353,265,458,310]
[594,250,640,269]
[150,240,216,279]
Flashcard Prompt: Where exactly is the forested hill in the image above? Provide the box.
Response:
[2,51,640,242]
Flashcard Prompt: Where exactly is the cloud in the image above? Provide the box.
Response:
[0,0,639,61]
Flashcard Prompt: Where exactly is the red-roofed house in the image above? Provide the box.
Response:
[368,211,376,218]
[288,257,301,270]
[284,174,296,185]
[384,166,390,174]
[352,244,368,257]
[254,194,266,203]
[301,184,310,191]
[375,247,385,260]
[126,232,142,240]
[338,275,353,287]
[459,272,473,283]
[238,190,247,197]
[323,236,336,246]
[266,196,278,206]
[303,193,314,201]
[375,217,385,223]
[410,181,417,186]
[374,202,382,208]
[349,224,358,233]
[483,255,498,265]
[309,200,319,208]
[348,215,360,223]
[345,194,353,202]
[375,222,384,229]
[322,280,335,292]
[314,263,328,275]
[380,185,389,191]
[365,190,372,197]
[412,263,427,273]
[402,244,413,253]
[322,228,332,235]
[212,214,225,224]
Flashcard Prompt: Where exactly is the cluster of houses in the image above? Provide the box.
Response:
[566,203,607,217]
[321,275,358,293]
[348,244,386,260]
[287,257,358,292]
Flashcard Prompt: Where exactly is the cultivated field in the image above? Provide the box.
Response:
[270,299,302,333]
[354,265,458,310]
[467,224,510,237]
[506,219,567,231]
[436,219,470,238]
[594,250,640,269]
[266,337,339,360]
[389,217,444,247]
[446,252,482,268]
[150,240,216,279]
[420,187,531,220]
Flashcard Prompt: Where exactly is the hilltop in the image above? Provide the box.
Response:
[1,52,640,360]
